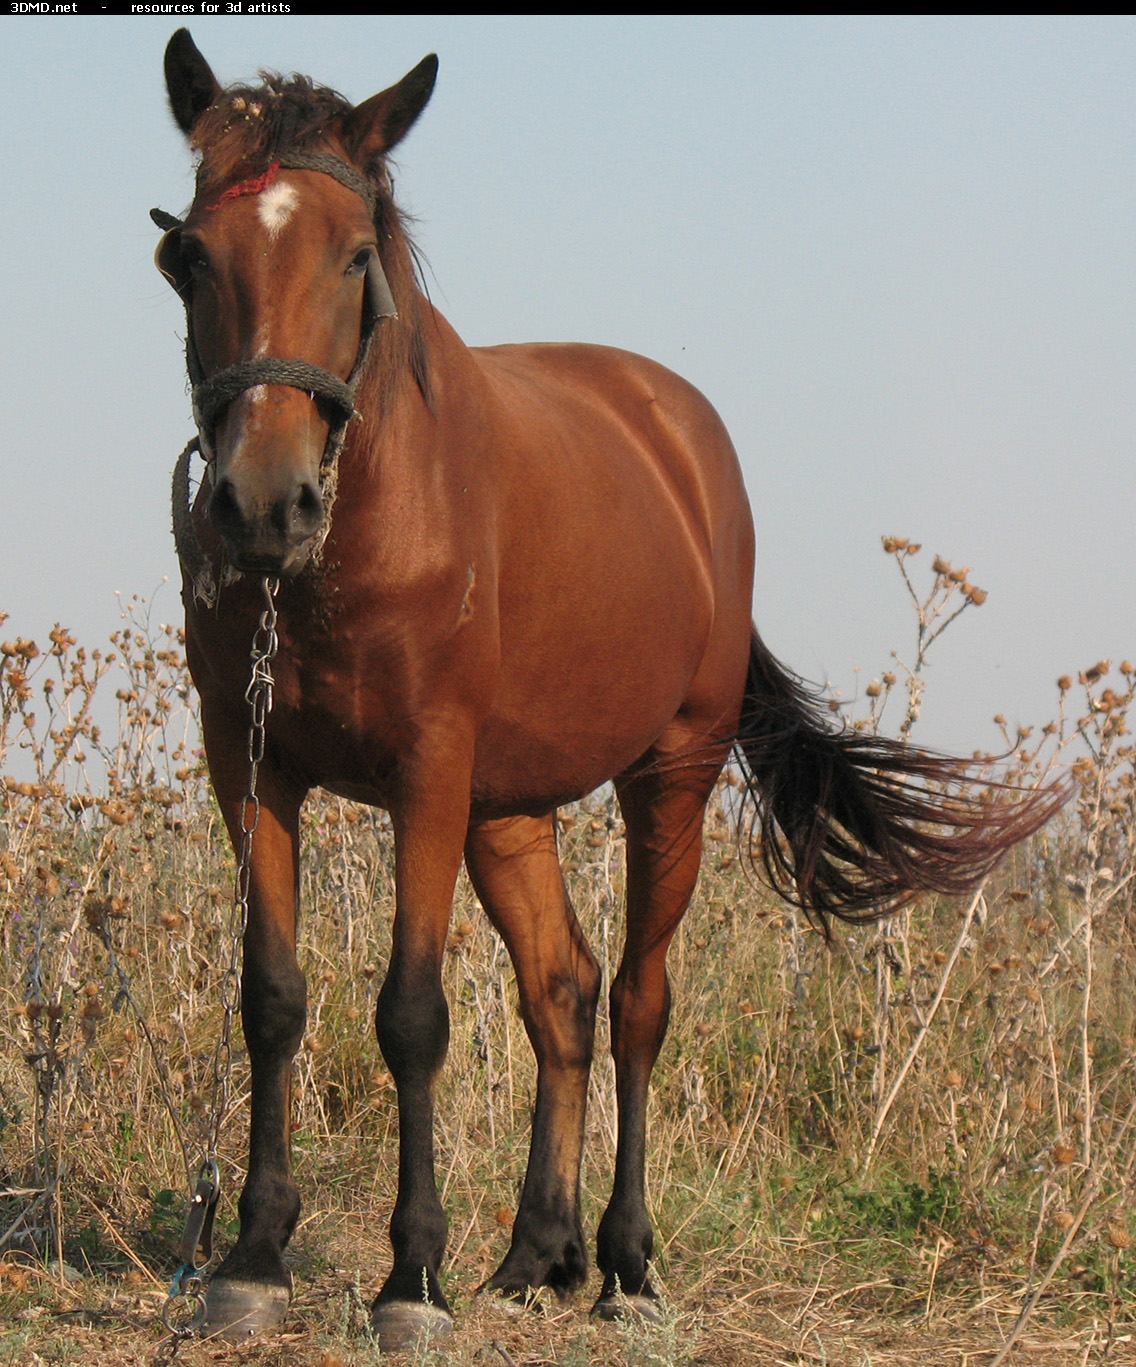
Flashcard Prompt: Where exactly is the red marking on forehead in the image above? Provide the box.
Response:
[207,161,281,211]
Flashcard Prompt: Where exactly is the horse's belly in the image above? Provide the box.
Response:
[469,614,718,814]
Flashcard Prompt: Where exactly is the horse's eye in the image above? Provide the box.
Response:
[182,237,211,278]
[347,247,373,277]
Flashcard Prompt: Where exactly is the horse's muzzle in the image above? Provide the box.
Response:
[209,471,326,576]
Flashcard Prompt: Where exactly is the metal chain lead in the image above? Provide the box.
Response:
[212,574,280,1153]
[154,575,280,1366]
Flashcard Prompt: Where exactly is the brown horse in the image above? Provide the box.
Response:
[154,29,1062,1348]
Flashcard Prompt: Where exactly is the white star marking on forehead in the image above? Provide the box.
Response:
[258,181,299,240]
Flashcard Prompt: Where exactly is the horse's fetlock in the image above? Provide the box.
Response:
[237,1174,300,1236]
[596,1200,654,1284]
[390,1200,448,1271]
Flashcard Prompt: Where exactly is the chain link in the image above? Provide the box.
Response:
[153,1268,207,1365]
[154,576,279,1365]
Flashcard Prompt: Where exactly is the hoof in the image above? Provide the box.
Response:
[592,1291,661,1322]
[370,1299,453,1354]
[204,1276,291,1339]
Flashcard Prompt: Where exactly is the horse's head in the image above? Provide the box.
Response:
[156,30,435,576]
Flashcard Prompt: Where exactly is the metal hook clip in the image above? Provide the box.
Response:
[177,1157,221,1271]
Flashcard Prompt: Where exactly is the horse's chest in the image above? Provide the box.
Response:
[269,649,404,789]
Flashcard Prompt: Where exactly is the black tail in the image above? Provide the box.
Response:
[735,629,1069,932]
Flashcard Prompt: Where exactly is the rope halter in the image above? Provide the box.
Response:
[153,151,397,599]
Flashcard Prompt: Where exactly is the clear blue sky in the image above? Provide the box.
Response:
[2,16,1133,755]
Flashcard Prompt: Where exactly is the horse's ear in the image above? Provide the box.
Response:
[345,55,438,163]
[154,228,188,298]
[164,28,222,137]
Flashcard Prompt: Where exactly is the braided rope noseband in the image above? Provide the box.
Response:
[153,151,397,603]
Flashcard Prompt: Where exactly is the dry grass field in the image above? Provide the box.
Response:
[1,546,1134,1365]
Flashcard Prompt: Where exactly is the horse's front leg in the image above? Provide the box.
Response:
[199,704,308,1339]
[370,739,473,1352]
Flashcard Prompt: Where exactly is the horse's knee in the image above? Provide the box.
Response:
[241,955,307,1058]
[376,970,449,1080]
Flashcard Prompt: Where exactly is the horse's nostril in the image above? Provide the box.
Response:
[293,481,324,534]
[295,481,322,518]
[265,480,323,539]
[209,477,243,534]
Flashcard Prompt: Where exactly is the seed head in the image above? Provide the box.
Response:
[1106,1222,1131,1250]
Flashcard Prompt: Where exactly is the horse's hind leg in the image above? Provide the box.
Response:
[465,813,601,1300]
[594,742,724,1319]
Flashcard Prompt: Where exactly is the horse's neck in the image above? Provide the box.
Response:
[356,299,482,443]
[337,301,486,519]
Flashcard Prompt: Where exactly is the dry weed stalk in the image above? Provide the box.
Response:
[807,544,1133,1340]
[856,538,989,738]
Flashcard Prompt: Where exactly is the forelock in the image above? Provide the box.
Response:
[191,73,354,200]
